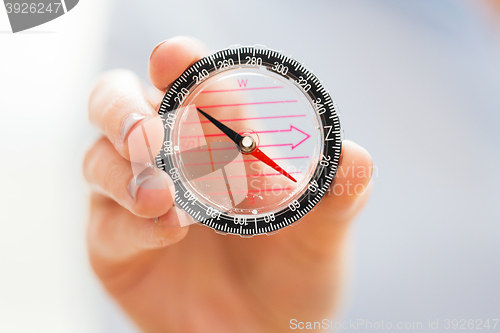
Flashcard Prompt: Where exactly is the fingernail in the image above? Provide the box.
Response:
[150,40,168,60]
[121,113,147,143]
[128,167,166,202]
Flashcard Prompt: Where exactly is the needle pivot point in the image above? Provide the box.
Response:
[240,135,256,153]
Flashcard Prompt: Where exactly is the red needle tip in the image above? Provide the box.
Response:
[250,148,297,183]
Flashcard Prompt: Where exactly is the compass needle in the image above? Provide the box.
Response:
[156,46,342,235]
[249,147,297,183]
[196,107,244,145]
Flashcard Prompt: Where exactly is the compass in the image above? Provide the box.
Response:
[155,45,342,236]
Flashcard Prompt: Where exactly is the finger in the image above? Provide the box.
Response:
[88,69,164,161]
[318,140,373,220]
[149,36,208,91]
[285,140,373,258]
[83,137,174,218]
[87,193,190,280]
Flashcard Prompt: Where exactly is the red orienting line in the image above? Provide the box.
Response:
[182,146,238,153]
[181,128,296,139]
[196,100,297,109]
[182,114,306,125]
[206,141,215,172]
[259,143,292,148]
[200,86,284,93]
[181,143,293,153]
[193,171,303,181]
[183,156,309,167]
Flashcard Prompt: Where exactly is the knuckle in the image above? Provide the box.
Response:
[102,160,130,201]
[88,70,132,111]
[88,68,145,125]
[103,92,134,122]
[102,92,151,144]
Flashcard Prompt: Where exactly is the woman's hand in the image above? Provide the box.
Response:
[84,36,373,333]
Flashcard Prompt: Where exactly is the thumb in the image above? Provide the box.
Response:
[285,140,373,258]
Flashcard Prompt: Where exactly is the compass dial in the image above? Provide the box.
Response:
[156,46,342,236]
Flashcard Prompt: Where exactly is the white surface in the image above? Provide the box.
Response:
[0,1,112,332]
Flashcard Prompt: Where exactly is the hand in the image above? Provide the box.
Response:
[84,36,373,333]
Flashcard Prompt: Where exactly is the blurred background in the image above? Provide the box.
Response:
[1,0,499,332]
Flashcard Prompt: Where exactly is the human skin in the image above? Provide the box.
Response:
[84,36,373,333]
[490,0,500,23]
[490,0,500,15]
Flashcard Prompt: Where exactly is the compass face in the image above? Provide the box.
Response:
[156,46,342,236]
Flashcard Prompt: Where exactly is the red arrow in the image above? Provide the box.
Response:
[180,125,311,149]
[258,125,311,150]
